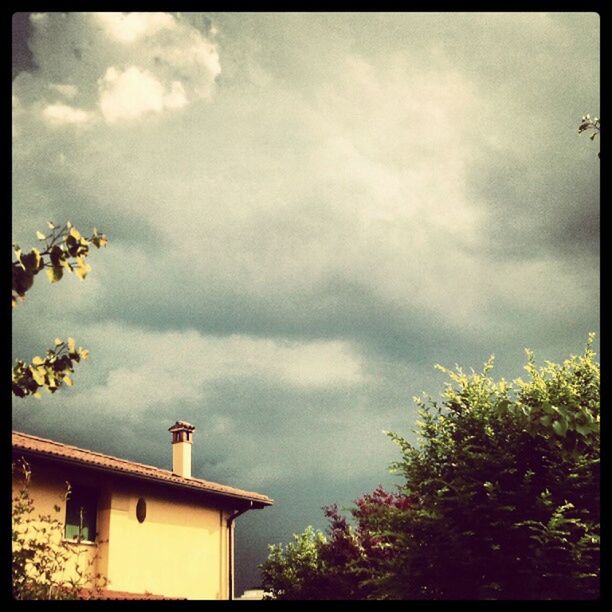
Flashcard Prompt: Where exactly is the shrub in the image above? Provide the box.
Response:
[12,459,107,599]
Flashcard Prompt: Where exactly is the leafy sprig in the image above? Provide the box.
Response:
[12,222,108,308]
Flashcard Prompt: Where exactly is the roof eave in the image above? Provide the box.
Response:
[13,447,273,509]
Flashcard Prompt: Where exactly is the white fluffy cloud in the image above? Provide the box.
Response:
[94,12,177,43]
[98,66,166,122]
[92,12,221,110]
[31,323,366,415]
[14,12,220,127]
[42,102,93,125]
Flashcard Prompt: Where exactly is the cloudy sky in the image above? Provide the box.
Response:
[12,12,599,594]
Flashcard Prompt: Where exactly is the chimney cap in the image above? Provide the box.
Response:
[168,420,196,433]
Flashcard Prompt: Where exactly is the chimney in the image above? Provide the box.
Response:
[168,421,196,478]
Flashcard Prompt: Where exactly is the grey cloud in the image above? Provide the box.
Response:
[13,12,599,595]
[466,146,600,262]
[12,13,36,78]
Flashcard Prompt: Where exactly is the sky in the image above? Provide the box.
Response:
[12,12,600,595]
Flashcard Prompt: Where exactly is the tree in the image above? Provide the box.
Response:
[380,336,599,599]
[12,222,107,398]
[12,459,107,599]
[260,487,412,599]
[262,526,327,600]
[261,338,600,599]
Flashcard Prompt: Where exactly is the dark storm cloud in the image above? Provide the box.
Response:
[12,13,36,78]
[465,144,600,261]
[13,12,599,595]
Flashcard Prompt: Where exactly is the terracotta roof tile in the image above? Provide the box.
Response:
[12,431,272,507]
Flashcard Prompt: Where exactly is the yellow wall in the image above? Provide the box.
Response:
[12,458,231,599]
[102,482,229,599]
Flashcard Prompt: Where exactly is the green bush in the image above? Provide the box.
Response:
[261,338,599,599]
[12,459,107,599]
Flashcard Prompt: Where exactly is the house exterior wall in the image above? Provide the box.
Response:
[12,457,231,599]
[101,481,230,599]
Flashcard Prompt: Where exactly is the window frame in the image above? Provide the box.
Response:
[64,483,99,544]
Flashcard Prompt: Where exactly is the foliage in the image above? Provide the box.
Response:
[260,487,412,600]
[380,336,599,599]
[12,221,108,309]
[12,459,107,600]
[578,113,600,157]
[12,337,89,399]
[261,338,599,600]
[262,526,327,600]
[12,222,107,398]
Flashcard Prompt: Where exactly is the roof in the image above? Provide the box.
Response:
[12,431,272,507]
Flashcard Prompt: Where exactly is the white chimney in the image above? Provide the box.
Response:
[168,421,196,478]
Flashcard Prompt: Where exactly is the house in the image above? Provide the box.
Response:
[12,421,273,600]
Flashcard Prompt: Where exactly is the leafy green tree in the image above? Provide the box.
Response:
[380,337,599,599]
[12,222,107,398]
[262,526,327,599]
[262,339,600,600]
[261,488,412,599]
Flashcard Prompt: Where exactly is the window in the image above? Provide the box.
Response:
[65,484,98,542]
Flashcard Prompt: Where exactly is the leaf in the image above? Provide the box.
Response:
[552,419,568,437]
[47,221,56,229]
[63,375,73,386]
[74,256,92,280]
[67,337,76,353]
[36,231,46,240]
[46,266,63,284]
[496,399,510,414]
[65,234,80,256]
[50,245,64,266]
[32,248,43,270]
[92,234,109,248]
[20,250,42,273]
[80,349,89,360]
[575,422,596,436]
[69,226,81,240]
[13,267,34,295]
[31,369,46,386]
[33,392,42,399]
[31,356,44,366]
[54,338,63,346]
